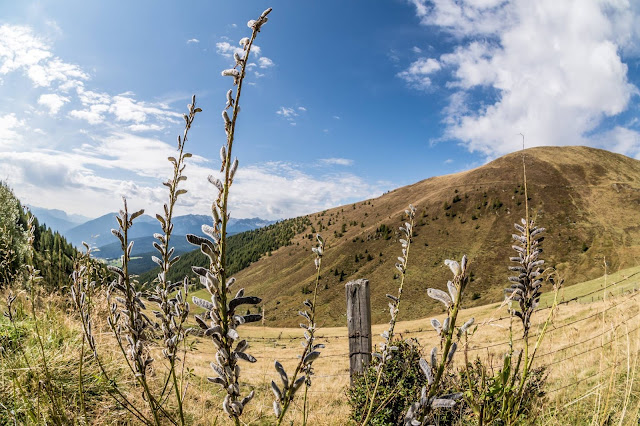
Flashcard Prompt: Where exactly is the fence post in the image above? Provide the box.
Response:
[346,279,371,386]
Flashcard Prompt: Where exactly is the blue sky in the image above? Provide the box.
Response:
[1,0,639,220]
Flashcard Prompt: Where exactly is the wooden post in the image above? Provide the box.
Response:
[346,279,372,386]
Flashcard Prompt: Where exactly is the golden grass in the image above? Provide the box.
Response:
[173,265,640,424]
[4,264,640,424]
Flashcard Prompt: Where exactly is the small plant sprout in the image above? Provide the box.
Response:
[361,204,416,426]
[146,95,201,425]
[272,234,325,425]
[404,255,469,425]
[187,8,271,425]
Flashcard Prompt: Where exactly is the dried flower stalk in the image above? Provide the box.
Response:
[404,255,469,425]
[272,234,325,425]
[361,205,416,425]
[187,8,272,425]
[146,95,201,425]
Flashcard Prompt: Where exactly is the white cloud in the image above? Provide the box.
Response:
[409,0,511,38]
[0,113,25,146]
[108,94,179,123]
[258,56,274,68]
[0,25,88,88]
[37,93,70,114]
[276,106,297,119]
[332,115,340,120]
[187,38,199,44]
[68,104,109,125]
[68,92,179,125]
[412,46,422,53]
[319,158,354,166]
[397,57,441,90]
[226,162,384,219]
[409,0,640,158]
[215,41,260,58]
[128,123,165,132]
[276,106,306,125]
[0,134,384,220]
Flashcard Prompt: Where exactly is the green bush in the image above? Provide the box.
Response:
[347,339,426,425]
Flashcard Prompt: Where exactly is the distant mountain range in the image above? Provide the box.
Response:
[27,206,91,234]
[25,207,275,268]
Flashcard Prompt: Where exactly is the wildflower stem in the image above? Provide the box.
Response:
[428,281,463,401]
[277,252,323,425]
[361,209,415,426]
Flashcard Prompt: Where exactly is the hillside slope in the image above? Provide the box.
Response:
[225,146,640,326]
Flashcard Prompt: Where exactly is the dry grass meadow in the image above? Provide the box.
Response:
[3,265,640,424]
[174,264,640,424]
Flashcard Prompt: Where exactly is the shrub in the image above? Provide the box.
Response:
[347,340,426,425]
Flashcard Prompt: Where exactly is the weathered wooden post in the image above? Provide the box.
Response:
[346,279,372,386]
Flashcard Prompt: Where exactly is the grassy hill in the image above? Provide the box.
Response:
[137,216,311,284]
[203,146,640,327]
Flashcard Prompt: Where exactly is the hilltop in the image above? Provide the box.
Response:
[222,146,640,326]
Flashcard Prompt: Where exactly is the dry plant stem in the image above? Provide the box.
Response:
[594,257,608,424]
[219,20,257,376]
[119,213,163,426]
[601,324,617,425]
[152,98,200,426]
[193,10,270,425]
[71,259,151,424]
[25,216,67,425]
[361,208,415,426]
[78,323,87,423]
[5,293,40,422]
[276,256,323,425]
[428,282,464,401]
[619,326,638,425]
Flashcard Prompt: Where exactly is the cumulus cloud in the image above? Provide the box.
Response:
[408,0,640,158]
[258,56,274,68]
[215,41,260,58]
[68,104,109,125]
[37,93,69,114]
[186,38,199,44]
[397,57,441,90]
[0,25,88,87]
[227,162,383,219]
[0,133,384,219]
[0,113,25,146]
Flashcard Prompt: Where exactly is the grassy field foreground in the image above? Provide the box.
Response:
[2,265,640,424]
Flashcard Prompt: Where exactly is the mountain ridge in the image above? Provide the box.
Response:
[220,146,640,326]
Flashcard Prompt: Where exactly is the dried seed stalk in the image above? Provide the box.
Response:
[361,205,416,426]
[188,8,272,425]
[272,234,325,425]
[404,255,469,425]
[147,96,201,425]
[106,199,165,425]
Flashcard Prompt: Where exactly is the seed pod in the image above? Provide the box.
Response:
[270,380,282,400]
[427,288,452,308]
[419,358,433,385]
[446,342,457,364]
[273,400,281,417]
